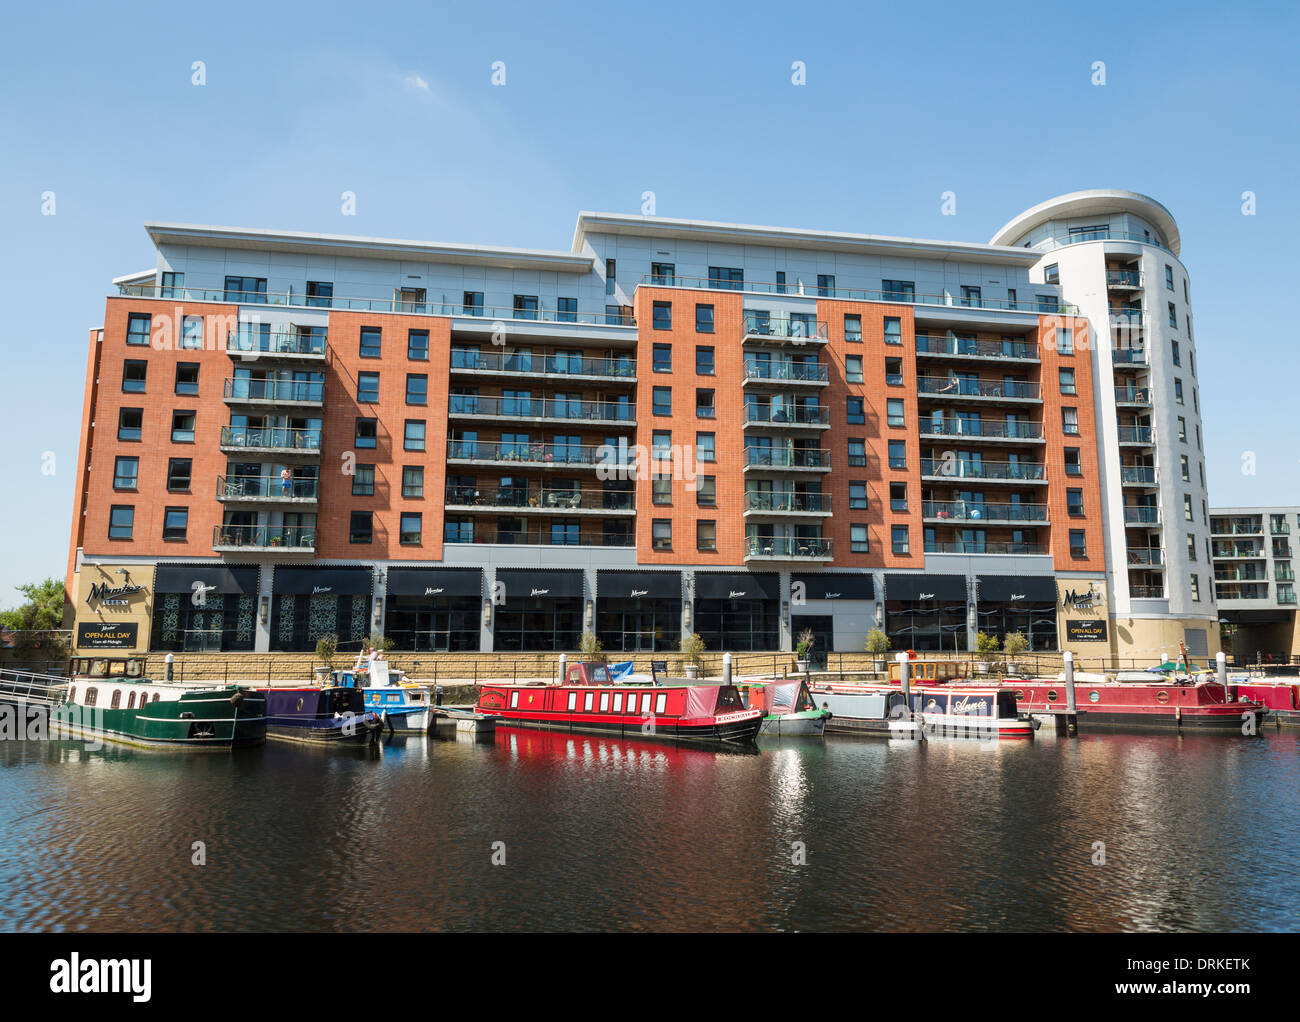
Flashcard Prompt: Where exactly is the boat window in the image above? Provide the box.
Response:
[152,693,160,702]
[640,693,652,715]
[655,694,667,714]
[296,697,304,711]
[599,693,609,712]
[510,690,519,708]
[997,692,1017,718]
[91,659,108,678]
[85,687,97,706]
[68,686,76,702]
[567,692,577,711]
[127,692,136,709]
[612,693,623,713]
[110,690,122,709]
[584,692,594,711]
[127,660,144,678]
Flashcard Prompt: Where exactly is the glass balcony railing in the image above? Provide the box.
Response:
[1106,269,1143,287]
[217,475,318,500]
[742,448,831,469]
[922,500,1048,523]
[1212,545,1265,558]
[1123,506,1160,524]
[917,377,1040,399]
[219,426,322,451]
[744,492,832,513]
[223,378,324,403]
[1277,568,1296,582]
[918,419,1043,440]
[1114,386,1152,404]
[742,360,829,383]
[924,541,1048,556]
[445,486,634,511]
[742,313,829,341]
[919,459,1045,481]
[1127,548,1164,566]
[443,528,634,547]
[742,404,831,426]
[1117,425,1153,443]
[745,537,833,558]
[446,440,629,467]
[212,525,315,550]
[1120,466,1157,484]
[915,336,1038,360]
[1111,348,1148,365]
[449,349,636,379]
[1211,521,1263,536]
[447,395,635,423]
[1129,585,1166,599]
[226,330,326,356]
[1042,229,1173,253]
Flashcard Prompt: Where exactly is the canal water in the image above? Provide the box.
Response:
[1,728,1297,932]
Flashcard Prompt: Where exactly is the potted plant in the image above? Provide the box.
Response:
[865,627,891,673]
[367,631,393,656]
[795,627,815,672]
[680,632,706,680]
[974,631,1000,673]
[1003,631,1029,676]
[314,633,337,683]
[579,630,605,663]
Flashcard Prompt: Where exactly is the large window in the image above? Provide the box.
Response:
[404,420,426,451]
[402,466,423,498]
[126,313,151,346]
[406,373,428,405]
[708,266,743,290]
[108,505,134,540]
[122,360,147,392]
[357,372,380,403]
[113,456,138,490]
[167,458,192,491]
[695,304,714,333]
[359,327,382,358]
[118,407,143,441]
[162,507,188,541]
[400,513,422,545]
[408,330,429,360]
[350,511,373,544]
[355,417,377,449]
[224,275,266,302]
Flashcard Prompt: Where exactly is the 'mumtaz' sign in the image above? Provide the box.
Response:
[1061,583,1104,611]
[423,587,446,596]
[311,586,333,594]
[86,582,145,607]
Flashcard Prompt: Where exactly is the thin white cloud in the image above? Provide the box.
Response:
[403,73,432,95]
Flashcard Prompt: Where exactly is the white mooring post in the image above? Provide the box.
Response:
[722,652,732,687]
[1064,650,1077,713]
[1216,650,1228,691]
[896,652,911,699]
[558,653,567,685]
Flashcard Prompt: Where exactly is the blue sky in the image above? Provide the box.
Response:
[0,0,1295,608]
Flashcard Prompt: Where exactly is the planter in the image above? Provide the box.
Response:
[314,665,332,684]
[684,665,699,680]
[977,662,991,674]
[796,659,809,673]
[872,658,886,673]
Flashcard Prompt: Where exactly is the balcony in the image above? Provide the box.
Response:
[918,419,1044,443]
[743,492,832,517]
[1212,545,1265,559]
[1215,569,1267,582]
[1281,591,1299,605]
[1123,506,1161,525]
[1117,425,1153,444]
[1114,386,1152,407]
[1106,269,1144,290]
[1129,585,1166,599]
[1211,521,1264,536]
[1277,567,1296,582]
[741,312,829,345]
[226,329,327,363]
[1120,466,1157,486]
[742,404,831,430]
[444,527,634,548]
[924,541,1048,556]
[919,459,1046,483]
[217,475,318,505]
[447,395,635,428]
[744,537,833,562]
[223,378,324,408]
[922,500,1048,524]
[1127,548,1164,567]
[917,377,1040,402]
[449,349,636,384]
[219,426,321,457]
[1111,348,1148,367]
[1039,229,1173,254]
[444,485,635,516]
[212,524,315,554]
[742,448,832,472]
[915,335,1038,361]
[741,360,830,387]
[446,440,628,472]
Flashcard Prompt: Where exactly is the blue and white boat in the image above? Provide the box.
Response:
[334,661,433,735]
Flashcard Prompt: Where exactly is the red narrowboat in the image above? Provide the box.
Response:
[1229,678,1300,727]
[475,665,763,746]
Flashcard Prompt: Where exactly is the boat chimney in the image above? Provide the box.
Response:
[1064,650,1077,713]
[1216,650,1228,699]
[896,652,911,700]
[722,652,732,687]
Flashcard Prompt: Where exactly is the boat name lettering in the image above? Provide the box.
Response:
[950,696,992,715]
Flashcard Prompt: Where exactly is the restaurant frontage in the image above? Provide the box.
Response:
[270,566,372,652]
[595,570,682,652]
[884,574,968,652]
[973,574,1059,650]
[384,567,483,651]
[694,571,781,652]
[493,568,585,651]
[151,564,260,652]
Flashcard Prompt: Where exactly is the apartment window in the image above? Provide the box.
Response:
[512,295,539,320]
[697,476,716,506]
[398,512,422,546]
[1059,368,1076,395]
[850,525,869,553]
[1199,462,1205,488]
[162,507,188,542]
[960,285,982,307]
[652,301,672,330]
[175,363,199,396]
[849,481,868,510]
[171,410,195,443]
[695,304,714,333]
[1178,416,1187,442]
[1184,279,1190,302]
[1044,264,1060,284]
[355,417,377,449]
[652,431,672,459]
[651,262,675,285]
[1196,424,1202,450]
[1193,388,1198,413]
[556,297,577,323]
[696,346,715,375]
[885,357,903,385]
[652,519,672,550]
[160,272,183,298]
[653,343,672,372]
[352,465,375,497]
[166,458,191,492]
[349,511,373,544]
[408,330,429,360]
[1174,378,1184,404]
[815,274,835,297]
[1036,295,1060,313]
[406,374,428,405]
[697,520,717,552]
[653,387,672,416]
[1190,574,1201,602]
[1168,302,1177,328]
[359,327,382,358]
[892,525,910,555]
[696,432,716,462]
[404,420,425,452]
[224,275,266,302]
[1062,407,1079,435]
[1188,349,1195,376]
[883,317,902,345]
[401,466,423,498]
[126,313,151,346]
[1187,534,1197,561]
[1069,530,1087,558]
[889,481,908,512]
[357,372,380,403]
[1056,328,1073,355]
[1180,454,1190,481]
[708,266,743,290]
[462,291,484,316]
[888,440,906,470]
[113,456,138,490]
[696,388,715,418]
[1007,288,1017,306]
[180,316,204,349]
[1165,265,1174,290]
[882,279,914,302]
[108,505,134,540]
[1064,448,1081,476]
[1171,340,1181,366]
[1183,494,1194,521]
[886,398,904,427]
[652,475,672,505]
[117,407,142,442]
[1067,489,1084,517]
[848,439,866,467]
[122,359,147,393]
[846,355,864,383]
[305,280,333,307]
[846,397,865,424]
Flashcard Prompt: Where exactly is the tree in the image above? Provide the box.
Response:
[974,631,1001,656]
[1003,632,1030,657]
[680,632,706,671]
[579,630,605,661]
[0,578,66,632]
[865,628,891,655]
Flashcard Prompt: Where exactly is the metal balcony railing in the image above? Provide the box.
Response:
[1120,466,1157,484]
[443,528,634,547]
[915,336,1038,360]
[223,378,324,403]
[745,537,833,558]
[744,492,832,513]
[924,541,1048,555]
[446,440,629,467]
[1117,425,1153,443]
[226,329,326,356]
[742,448,831,469]
[217,475,318,500]
[918,419,1043,440]
[742,360,829,383]
[919,459,1045,481]
[1111,348,1148,365]
[742,313,829,341]
[917,377,1040,399]
[1106,269,1143,287]
[1127,548,1163,566]
[445,487,634,511]
[922,500,1048,523]
[450,349,636,379]
[447,395,635,423]
[1129,585,1166,598]
[1123,506,1160,524]
[212,525,315,550]
[742,404,831,426]
[1115,386,1152,404]
[219,426,322,451]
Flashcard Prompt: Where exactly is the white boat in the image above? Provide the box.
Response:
[335,662,432,735]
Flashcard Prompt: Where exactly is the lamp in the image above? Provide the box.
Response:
[259,596,269,624]
[683,602,691,629]
[373,598,383,626]
[483,599,492,627]
[585,599,594,629]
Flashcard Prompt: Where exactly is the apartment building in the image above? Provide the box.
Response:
[1210,506,1299,659]
[65,190,1217,659]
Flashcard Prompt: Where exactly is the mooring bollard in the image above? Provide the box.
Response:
[165,653,174,683]
[896,652,910,700]
[558,653,567,685]
[1064,650,1077,713]
[1216,650,1228,695]
[722,652,732,687]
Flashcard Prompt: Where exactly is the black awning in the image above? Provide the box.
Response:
[272,566,373,595]
[387,568,483,598]
[496,569,585,601]
[885,574,967,602]
[694,571,782,601]
[975,574,1058,603]
[598,570,682,600]
[154,564,260,595]
[1221,609,1292,625]
[792,572,875,600]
